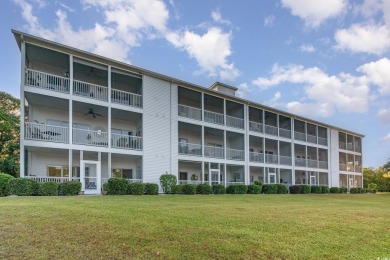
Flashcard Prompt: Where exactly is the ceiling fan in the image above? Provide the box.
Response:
[84,108,103,118]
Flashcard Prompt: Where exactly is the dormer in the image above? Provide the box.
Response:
[210,82,237,97]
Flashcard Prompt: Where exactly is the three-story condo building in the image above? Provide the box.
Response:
[13,30,364,194]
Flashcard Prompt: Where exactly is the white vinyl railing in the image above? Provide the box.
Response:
[294,131,306,141]
[204,110,224,125]
[112,133,142,150]
[307,134,317,144]
[265,125,278,136]
[24,176,70,182]
[279,128,291,139]
[25,122,69,143]
[339,142,346,149]
[226,148,245,161]
[204,145,224,159]
[178,142,202,156]
[111,89,142,108]
[226,181,245,186]
[355,165,362,173]
[265,154,278,164]
[72,128,108,147]
[73,80,108,101]
[308,159,318,168]
[280,156,292,166]
[249,152,264,163]
[226,115,244,129]
[178,104,202,121]
[249,121,263,133]
[295,158,307,167]
[178,180,203,185]
[319,161,328,169]
[346,143,354,151]
[355,145,362,153]
[318,137,327,146]
[25,69,70,93]
[339,163,347,171]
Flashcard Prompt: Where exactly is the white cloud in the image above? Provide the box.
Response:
[357,58,390,95]
[236,83,252,98]
[264,15,275,28]
[212,10,231,25]
[167,27,240,81]
[380,133,390,143]
[378,108,390,124]
[299,44,316,53]
[265,91,283,107]
[286,102,334,117]
[281,0,347,28]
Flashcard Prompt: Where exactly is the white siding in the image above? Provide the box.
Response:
[29,151,69,176]
[142,75,172,183]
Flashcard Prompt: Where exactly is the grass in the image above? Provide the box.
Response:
[0,194,390,259]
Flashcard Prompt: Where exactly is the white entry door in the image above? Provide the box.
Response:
[80,160,101,195]
[310,175,316,186]
[211,170,220,185]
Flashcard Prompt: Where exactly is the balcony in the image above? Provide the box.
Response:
[346,143,354,151]
[204,110,224,125]
[339,163,347,171]
[307,134,317,144]
[249,121,263,133]
[294,131,306,142]
[265,154,278,164]
[178,104,202,121]
[295,158,306,167]
[25,122,69,143]
[339,142,346,150]
[178,142,202,156]
[355,165,362,173]
[226,148,245,161]
[72,128,108,147]
[279,128,291,139]
[111,89,142,108]
[318,137,327,146]
[307,159,318,168]
[265,125,278,136]
[73,80,108,102]
[249,152,264,163]
[112,133,142,150]
[226,115,244,129]
[319,161,328,169]
[25,69,70,93]
[204,145,224,159]
[280,156,292,166]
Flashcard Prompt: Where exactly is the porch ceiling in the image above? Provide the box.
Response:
[25,92,68,110]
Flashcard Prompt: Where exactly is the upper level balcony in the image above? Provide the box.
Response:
[226,100,244,129]
[178,87,202,121]
[279,115,291,139]
[204,94,224,125]
[249,107,263,133]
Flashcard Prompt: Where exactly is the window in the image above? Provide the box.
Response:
[47,120,68,128]
[47,165,76,177]
[112,168,133,179]
[112,129,132,136]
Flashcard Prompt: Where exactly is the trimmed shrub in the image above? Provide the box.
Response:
[159,173,177,194]
[0,173,14,197]
[212,184,226,195]
[320,186,329,194]
[330,187,340,194]
[144,183,159,195]
[102,183,108,192]
[350,187,359,194]
[247,184,262,194]
[276,184,288,194]
[226,184,248,194]
[173,184,184,194]
[196,184,212,195]
[254,180,263,186]
[311,186,322,194]
[182,184,196,195]
[367,183,377,193]
[289,185,301,194]
[38,182,59,196]
[106,178,128,195]
[9,178,39,196]
[339,187,348,193]
[59,181,81,196]
[262,184,278,194]
[127,182,145,195]
[299,185,311,194]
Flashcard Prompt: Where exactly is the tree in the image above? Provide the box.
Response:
[363,166,390,192]
[0,92,20,177]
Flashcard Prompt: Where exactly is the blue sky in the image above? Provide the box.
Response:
[0,0,389,167]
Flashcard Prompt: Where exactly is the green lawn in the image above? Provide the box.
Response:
[1,194,389,259]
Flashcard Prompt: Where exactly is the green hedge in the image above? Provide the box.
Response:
[173,184,184,194]
[182,184,196,195]
[330,187,340,193]
[247,184,262,194]
[254,180,263,186]
[350,187,366,194]
[276,184,288,194]
[196,184,212,195]
[320,186,329,194]
[299,185,311,194]
[9,178,39,196]
[59,181,81,196]
[144,183,159,195]
[226,184,248,194]
[38,182,59,196]
[159,173,177,194]
[311,186,322,194]
[212,184,226,194]
[127,182,145,195]
[106,178,128,195]
[262,184,278,194]
[339,187,348,193]
[289,185,301,194]
[0,173,14,197]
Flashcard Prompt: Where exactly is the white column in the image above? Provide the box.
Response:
[201,161,204,184]
[201,125,204,157]
[68,149,72,181]
[69,55,73,145]
[244,104,249,185]
[108,66,112,149]
[20,39,26,177]
[291,118,295,185]
[224,164,227,187]
[108,152,111,179]
[201,92,204,121]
